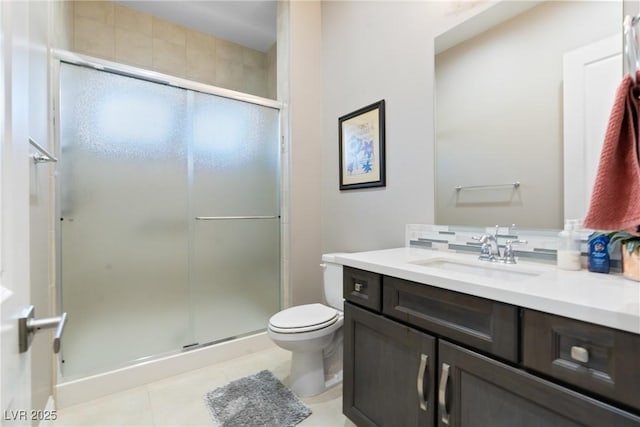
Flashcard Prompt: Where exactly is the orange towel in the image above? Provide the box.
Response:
[583,73,640,234]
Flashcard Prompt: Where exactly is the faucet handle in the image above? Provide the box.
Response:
[502,239,528,264]
[472,235,495,261]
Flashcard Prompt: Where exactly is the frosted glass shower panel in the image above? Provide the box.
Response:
[192,93,280,216]
[191,219,280,343]
[191,94,280,345]
[59,63,191,378]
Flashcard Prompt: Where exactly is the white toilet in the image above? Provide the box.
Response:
[267,253,344,397]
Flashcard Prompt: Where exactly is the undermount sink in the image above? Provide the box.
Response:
[409,258,542,282]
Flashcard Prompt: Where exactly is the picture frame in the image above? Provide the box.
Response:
[338,100,386,190]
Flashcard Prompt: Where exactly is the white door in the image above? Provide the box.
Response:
[1,1,34,423]
[563,34,622,221]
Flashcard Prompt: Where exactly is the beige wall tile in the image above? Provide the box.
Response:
[187,64,216,87]
[266,43,277,66]
[186,30,215,55]
[74,16,115,59]
[153,38,186,77]
[243,65,267,98]
[243,48,265,68]
[215,60,244,92]
[216,39,243,63]
[186,41,216,86]
[70,0,271,97]
[266,43,277,100]
[153,17,186,46]
[74,1,114,25]
[115,28,153,68]
[115,4,152,36]
[52,1,74,50]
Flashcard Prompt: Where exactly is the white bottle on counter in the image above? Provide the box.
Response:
[557,220,581,270]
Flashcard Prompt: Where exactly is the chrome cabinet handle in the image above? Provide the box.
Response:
[354,282,365,292]
[417,354,429,411]
[439,363,451,425]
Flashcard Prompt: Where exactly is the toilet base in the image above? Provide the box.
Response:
[290,351,325,397]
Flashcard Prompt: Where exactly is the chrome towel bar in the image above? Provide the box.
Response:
[455,181,520,192]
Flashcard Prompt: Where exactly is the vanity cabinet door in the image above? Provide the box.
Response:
[344,302,436,427]
[383,276,518,362]
[437,340,640,427]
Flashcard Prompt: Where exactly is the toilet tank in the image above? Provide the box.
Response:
[321,253,345,310]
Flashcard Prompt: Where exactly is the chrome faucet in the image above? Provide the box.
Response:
[502,239,527,264]
[475,233,501,262]
[473,225,502,262]
[472,225,528,264]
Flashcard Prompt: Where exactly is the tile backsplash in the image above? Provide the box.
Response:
[405,224,622,269]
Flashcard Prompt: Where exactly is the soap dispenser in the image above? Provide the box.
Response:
[557,220,581,270]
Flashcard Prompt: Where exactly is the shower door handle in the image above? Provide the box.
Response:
[195,215,279,220]
[19,305,68,354]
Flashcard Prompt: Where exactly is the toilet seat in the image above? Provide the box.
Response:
[269,303,338,334]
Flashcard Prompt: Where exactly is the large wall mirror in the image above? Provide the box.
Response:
[434,1,622,230]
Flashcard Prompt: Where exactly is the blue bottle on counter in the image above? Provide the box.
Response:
[588,233,610,274]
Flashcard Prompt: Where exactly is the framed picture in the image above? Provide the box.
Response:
[339,100,386,190]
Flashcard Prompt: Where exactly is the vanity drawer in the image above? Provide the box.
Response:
[382,276,518,362]
[522,309,640,412]
[343,266,381,312]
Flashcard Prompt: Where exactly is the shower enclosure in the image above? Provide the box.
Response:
[58,62,281,379]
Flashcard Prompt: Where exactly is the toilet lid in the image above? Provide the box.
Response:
[269,303,338,333]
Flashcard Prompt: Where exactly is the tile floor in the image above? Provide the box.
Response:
[55,346,356,427]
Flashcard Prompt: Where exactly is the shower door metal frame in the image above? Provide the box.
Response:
[50,50,288,376]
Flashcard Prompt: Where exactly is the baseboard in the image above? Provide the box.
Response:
[38,396,56,427]
[55,332,274,408]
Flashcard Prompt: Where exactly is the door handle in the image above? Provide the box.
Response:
[18,305,68,354]
[439,363,451,425]
[417,353,429,411]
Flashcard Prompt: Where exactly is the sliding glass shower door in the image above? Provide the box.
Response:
[191,93,280,345]
[59,63,280,379]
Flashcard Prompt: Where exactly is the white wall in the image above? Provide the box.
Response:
[319,1,623,253]
[28,0,56,414]
[287,1,323,305]
[1,0,54,416]
[282,1,500,303]
[321,1,440,253]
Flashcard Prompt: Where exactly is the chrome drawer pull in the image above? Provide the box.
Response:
[354,282,365,292]
[570,346,589,363]
[417,354,429,411]
[439,363,451,425]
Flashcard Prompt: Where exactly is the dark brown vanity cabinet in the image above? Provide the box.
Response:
[343,303,436,427]
[522,309,640,412]
[342,267,640,427]
[438,340,640,427]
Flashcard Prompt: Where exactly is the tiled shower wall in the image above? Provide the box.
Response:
[64,1,276,99]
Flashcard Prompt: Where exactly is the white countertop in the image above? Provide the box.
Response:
[334,247,640,335]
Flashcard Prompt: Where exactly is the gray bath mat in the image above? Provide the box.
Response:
[203,370,312,427]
